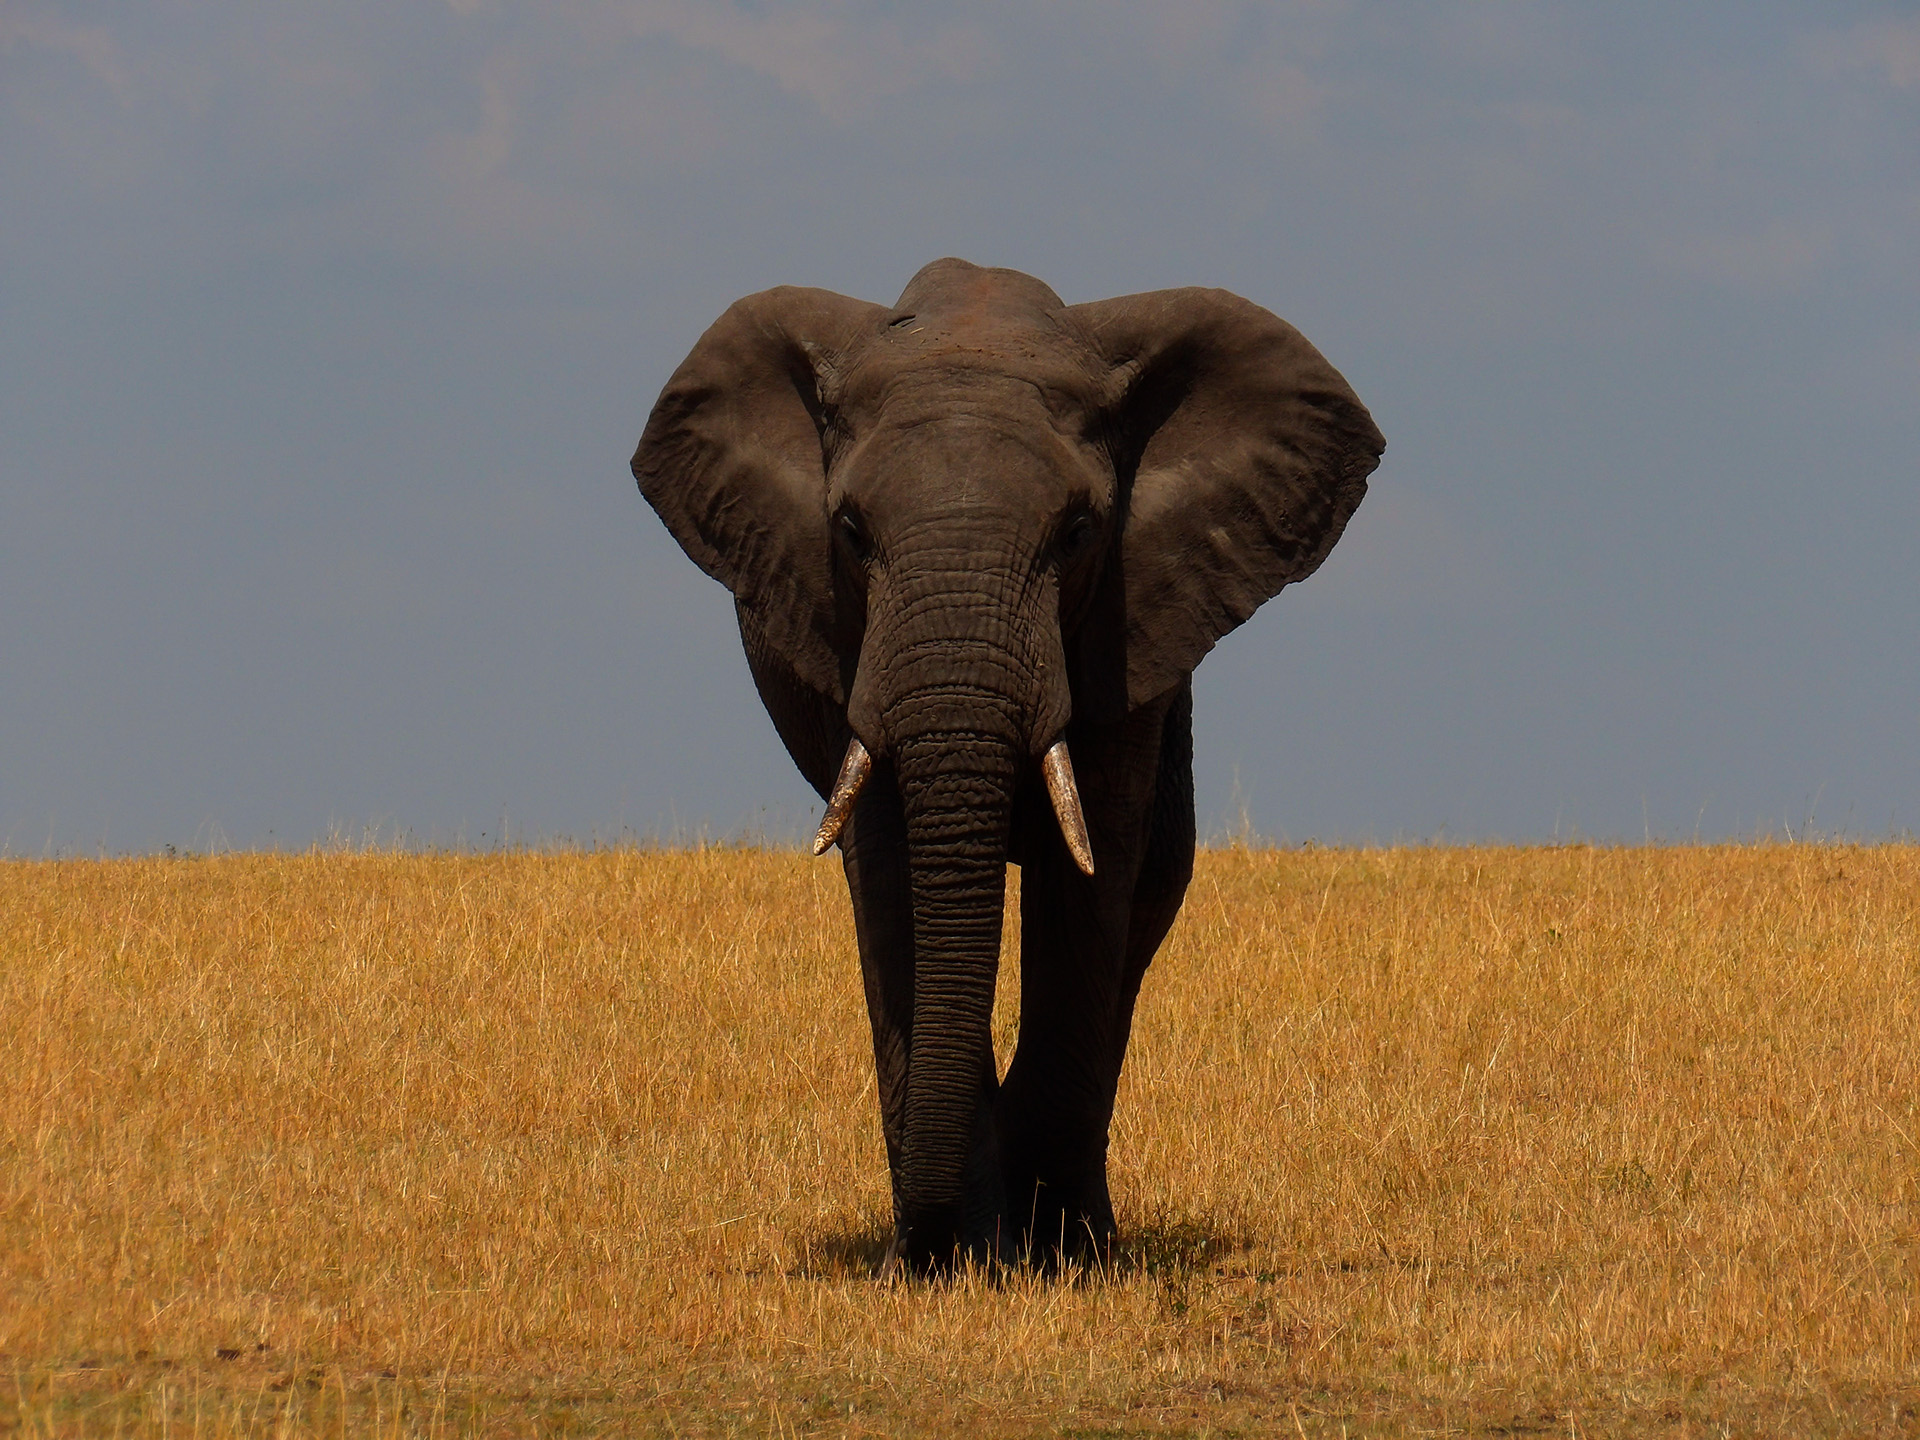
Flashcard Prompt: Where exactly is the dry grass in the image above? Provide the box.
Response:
[3,843,1917,1436]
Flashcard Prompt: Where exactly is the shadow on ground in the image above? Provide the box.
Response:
[786,1215,1246,1283]
[788,1222,894,1279]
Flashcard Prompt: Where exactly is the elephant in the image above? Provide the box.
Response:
[633,258,1382,1272]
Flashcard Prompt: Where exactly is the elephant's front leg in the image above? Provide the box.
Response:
[999,860,1131,1261]
[838,763,916,1238]
[998,694,1176,1262]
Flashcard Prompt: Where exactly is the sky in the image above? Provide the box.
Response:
[3,0,1916,853]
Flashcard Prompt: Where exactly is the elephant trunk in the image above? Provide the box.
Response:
[890,703,1019,1264]
[847,524,1069,1268]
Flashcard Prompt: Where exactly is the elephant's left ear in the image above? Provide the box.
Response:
[1067,288,1384,712]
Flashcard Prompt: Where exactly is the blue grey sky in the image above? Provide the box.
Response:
[3,1,1916,852]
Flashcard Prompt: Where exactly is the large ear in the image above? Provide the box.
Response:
[1068,288,1384,713]
[632,285,890,705]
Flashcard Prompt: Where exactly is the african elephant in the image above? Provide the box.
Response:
[633,258,1382,1271]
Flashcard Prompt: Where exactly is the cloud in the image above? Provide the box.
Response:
[1654,217,1836,289]
[1237,60,1332,132]
[1808,15,1920,90]
[0,9,133,101]
[556,0,988,121]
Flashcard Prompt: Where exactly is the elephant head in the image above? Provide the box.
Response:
[634,258,1381,1267]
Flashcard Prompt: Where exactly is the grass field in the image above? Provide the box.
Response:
[3,843,1917,1436]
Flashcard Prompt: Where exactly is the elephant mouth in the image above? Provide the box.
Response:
[811,734,1095,876]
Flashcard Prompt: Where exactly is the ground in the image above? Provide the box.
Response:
[4,844,1916,1436]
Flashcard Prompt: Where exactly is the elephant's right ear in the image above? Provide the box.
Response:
[633,286,890,705]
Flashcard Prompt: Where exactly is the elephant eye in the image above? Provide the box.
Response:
[837,509,873,561]
[1057,510,1096,561]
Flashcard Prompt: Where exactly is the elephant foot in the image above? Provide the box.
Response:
[884,1084,1010,1275]
[1007,1170,1117,1270]
[885,1206,1010,1277]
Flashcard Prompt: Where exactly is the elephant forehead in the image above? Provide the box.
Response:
[836,343,1103,424]
[834,400,1107,506]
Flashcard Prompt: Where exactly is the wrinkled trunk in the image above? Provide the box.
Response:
[887,688,1021,1266]
[849,518,1060,1269]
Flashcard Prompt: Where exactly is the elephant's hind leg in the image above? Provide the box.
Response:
[1110,678,1195,1097]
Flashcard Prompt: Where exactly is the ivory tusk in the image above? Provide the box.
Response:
[811,738,872,855]
[1042,741,1096,876]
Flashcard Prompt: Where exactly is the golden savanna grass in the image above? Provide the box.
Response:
[3,844,1917,1436]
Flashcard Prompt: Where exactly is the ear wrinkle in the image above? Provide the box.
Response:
[789,352,840,477]
[786,342,829,431]
[1107,344,1197,466]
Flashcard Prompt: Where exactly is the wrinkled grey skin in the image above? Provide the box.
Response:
[634,259,1382,1272]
